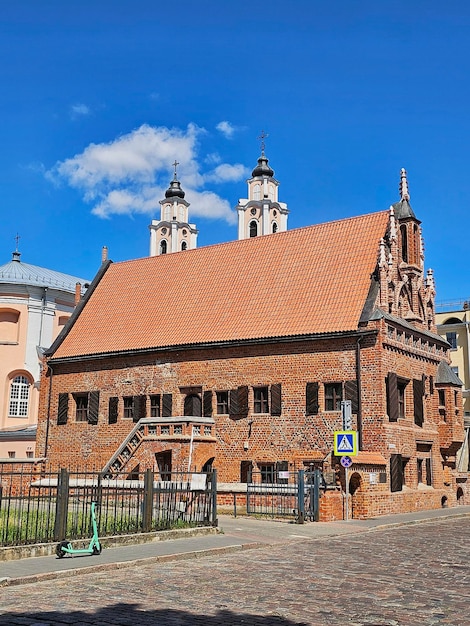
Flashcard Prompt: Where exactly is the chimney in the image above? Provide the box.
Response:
[75,282,81,306]
[101,245,108,264]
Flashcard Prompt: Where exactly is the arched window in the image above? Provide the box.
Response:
[184,394,202,417]
[253,184,261,201]
[181,241,187,251]
[272,222,278,233]
[268,184,275,201]
[164,205,171,220]
[9,375,31,417]
[249,220,258,238]
[178,206,185,221]
[160,240,167,255]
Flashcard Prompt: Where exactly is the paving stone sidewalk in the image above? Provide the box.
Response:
[1,505,470,588]
[0,510,469,625]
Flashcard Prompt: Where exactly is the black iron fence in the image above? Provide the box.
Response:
[0,464,217,547]
[247,469,323,521]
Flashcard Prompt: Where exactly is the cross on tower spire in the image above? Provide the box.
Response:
[258,130,268,156]
[172,160,180,179]
[14,233,20,251]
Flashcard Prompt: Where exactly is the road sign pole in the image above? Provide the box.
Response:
[345,466,349,522]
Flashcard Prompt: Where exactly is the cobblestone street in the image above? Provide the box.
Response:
[1,517,469,626]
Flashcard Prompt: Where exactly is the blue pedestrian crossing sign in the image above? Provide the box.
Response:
[334,431,358,456]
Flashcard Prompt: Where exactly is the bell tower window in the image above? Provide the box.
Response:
[249,220,258,238]
[253,184,261,201]
[272,222,278,233]
[160,240,167,255]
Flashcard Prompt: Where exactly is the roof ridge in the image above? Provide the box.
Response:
[112,209,390,268]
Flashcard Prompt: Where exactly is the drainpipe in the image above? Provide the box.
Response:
[356,336,363,450]
[44,361,54,458]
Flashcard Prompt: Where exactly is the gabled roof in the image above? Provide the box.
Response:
[51,210,390,360]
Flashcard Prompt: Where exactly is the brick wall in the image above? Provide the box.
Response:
[36,321,468,519]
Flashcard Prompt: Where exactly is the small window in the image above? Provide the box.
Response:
[259,463,275,484]
[74,393,89,422]
[150,395,161,417]
[325,383,342,411]
[123,397,134,419]
[26,451,33,458]
[216,391,229,415]
[446,332,457,350]
[8,451,15,458]
[272,222,278,233]
[160,240,167,255]
[249,220,258,238]
[398,380,407,419]
[254,387,269,413]
[451,366,459,377]
[417,457,432,486]
[181,241,187,251]
[253,184,261,201]
[9,375,31,417]
[438,389,446,407]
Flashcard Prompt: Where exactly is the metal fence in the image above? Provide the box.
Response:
[0,464,217,547]
[246,469,322,521]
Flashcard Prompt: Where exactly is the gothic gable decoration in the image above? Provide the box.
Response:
[376,168,436,333]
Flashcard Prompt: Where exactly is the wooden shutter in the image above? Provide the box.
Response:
[238,386,249,418]
[425,457,432,486]
[108,397,118,424]
[344,380,358,414]
[162,393,172,417]
[306,382,319,415]
[390,454,403,492]
[88,391,100,425]
[387,373,398,422]
[229,388,239,419]
[413,379,424,426]
[271,384,282,416]
[203,391,213,417]
[133,395,147,422]
[57,393,69,425]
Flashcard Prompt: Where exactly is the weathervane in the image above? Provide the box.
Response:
[14,233,20,251]
[258,130,268,155]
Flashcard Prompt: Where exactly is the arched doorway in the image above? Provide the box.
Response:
[349,472,362,519]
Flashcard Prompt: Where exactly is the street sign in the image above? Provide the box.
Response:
[334,430,358,456]
[341,400,352,430]
[340,455,353,468]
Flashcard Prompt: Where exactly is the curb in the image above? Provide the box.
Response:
[0,542,264,588]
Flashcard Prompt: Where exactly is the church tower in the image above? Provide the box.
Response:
[149,162,198,255]
[236,134,289,239]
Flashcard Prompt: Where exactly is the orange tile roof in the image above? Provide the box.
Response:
[52,210,390,359]
[351,451,387,465]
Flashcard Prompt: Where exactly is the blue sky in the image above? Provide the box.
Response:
[1,1,469,304]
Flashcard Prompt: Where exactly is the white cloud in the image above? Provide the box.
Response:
[70,103,91,119]
[204,163,250,183]
[47,123,246,224]
[216,121,237,139]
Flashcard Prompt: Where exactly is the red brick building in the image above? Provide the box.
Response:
[36,163,468,519]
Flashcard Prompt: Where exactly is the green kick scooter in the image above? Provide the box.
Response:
[56,501,102,558]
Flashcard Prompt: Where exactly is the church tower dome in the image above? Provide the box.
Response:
[149,161,198,256]
[235,132,289,240]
